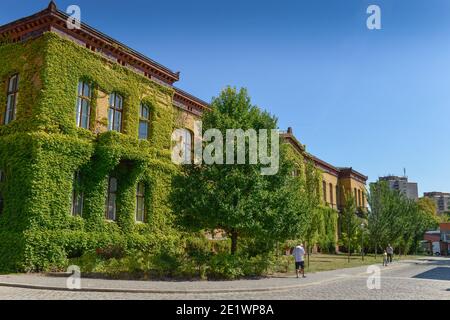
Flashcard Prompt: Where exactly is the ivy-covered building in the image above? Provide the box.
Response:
[0,2,208,271]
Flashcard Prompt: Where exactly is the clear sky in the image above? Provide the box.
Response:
[3,0,450,195]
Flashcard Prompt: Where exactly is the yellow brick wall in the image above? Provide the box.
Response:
[320,171,339,210]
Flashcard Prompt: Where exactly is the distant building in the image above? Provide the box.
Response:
[281,128,368,212]
[378,175,419,200]
[423,223,450,256]
[424,192,450,215]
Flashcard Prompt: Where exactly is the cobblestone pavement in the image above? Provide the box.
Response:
[0,258,448,300]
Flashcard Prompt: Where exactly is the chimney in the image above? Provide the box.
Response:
[48,1,57,12]
[287,127,293,135]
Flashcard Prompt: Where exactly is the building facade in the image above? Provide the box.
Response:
[424,192,450,215]
[281,128,368,213]
[0,2,207,271]
[378,175,419,200]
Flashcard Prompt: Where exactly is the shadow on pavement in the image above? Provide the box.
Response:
[413,267,450,281]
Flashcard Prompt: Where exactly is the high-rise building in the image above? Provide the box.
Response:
[424,192,450,215]
[378,175,419,200]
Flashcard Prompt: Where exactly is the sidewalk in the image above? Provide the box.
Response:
[0,261,413,294]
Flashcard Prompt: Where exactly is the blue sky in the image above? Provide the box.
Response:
[4,0,450,195]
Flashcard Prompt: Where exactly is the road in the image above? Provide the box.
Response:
[0,258,448,300]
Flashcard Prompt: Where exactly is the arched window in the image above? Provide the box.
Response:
[139,103,150,140]
[322,181,327,204]
[5,74,19,125]
[75,81,91,129]
[136,182,145,222]
[71,171,83,216]
[108,93,123,132]
[106,176,117,221]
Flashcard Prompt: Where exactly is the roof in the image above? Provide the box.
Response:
[337,167,369,183]
[280,129,368,182]
[0,1,209,113]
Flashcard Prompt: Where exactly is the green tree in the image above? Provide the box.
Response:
[418,197,437,216]
[300,160,322,266]
[368,182,439,257]
[340,190,359,262]
[171,87,308,255]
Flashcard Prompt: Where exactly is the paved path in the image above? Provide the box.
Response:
[0,257,448,300]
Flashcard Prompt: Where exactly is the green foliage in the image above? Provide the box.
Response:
[171,87,310,255]
[367,181,439,256]
[0,32,181,272]
[340,190,361,257]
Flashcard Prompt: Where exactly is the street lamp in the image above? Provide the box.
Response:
[360,223,365,261]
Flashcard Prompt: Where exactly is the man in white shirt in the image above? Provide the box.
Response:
[292,244,306,278]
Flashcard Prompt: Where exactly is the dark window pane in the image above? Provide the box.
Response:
[139,121,148,140]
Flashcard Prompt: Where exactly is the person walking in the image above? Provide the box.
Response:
[386,244,394,264]
[383,250,388,267]
[292,243,306,278]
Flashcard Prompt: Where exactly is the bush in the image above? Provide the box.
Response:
[96,245,126,260]
[206,253,244,280]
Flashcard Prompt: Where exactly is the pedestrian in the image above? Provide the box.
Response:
[383,250,388,266]
[386,244,394,264]
[292,243,306,279]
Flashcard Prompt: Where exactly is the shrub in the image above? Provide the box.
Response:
[96,245,126,260]
[206,253,244,280]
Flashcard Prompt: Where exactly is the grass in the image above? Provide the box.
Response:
[278,253,425,275]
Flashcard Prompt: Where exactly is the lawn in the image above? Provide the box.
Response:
[278,253,425,275]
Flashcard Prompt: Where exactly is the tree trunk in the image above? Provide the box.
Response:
[374,242,378,259]
[307,242,311,268]
[347,238,351,263]
[230,230,238,255]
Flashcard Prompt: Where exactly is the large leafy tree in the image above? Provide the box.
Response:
[340,190,360,262]
[368,182,439,256]
[171,87,308,255]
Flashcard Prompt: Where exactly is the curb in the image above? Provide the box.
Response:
[0,277,345,294]
[0,262,413,294]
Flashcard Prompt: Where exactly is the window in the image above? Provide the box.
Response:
[329,183,334,207]
[358,190,362,207]
[75,81,92,129]
[139,103,150,140]
[336,185,339,207]
[362,192,365,208]
[136,182,145,222]
[322,181,327,203]
[179,128,193,164]
[106,177,118,221]
[5,74,19,125]
[354,188,358,206]
[108,93,123,132]
[71,171,83,216]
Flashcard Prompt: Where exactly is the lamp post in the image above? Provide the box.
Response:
[360,223,365,261]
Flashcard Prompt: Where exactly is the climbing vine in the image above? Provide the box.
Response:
[0,32,181,272]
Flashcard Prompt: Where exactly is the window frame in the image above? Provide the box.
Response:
[106,176,118,221]
[75,80,92,129]
[71,171,84,217]
[108,93,123,132]
[138,102,150,140]
[4,74,19,125]
[135,182,145,223]
[329,183,333,208]
[180,128,193,164]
